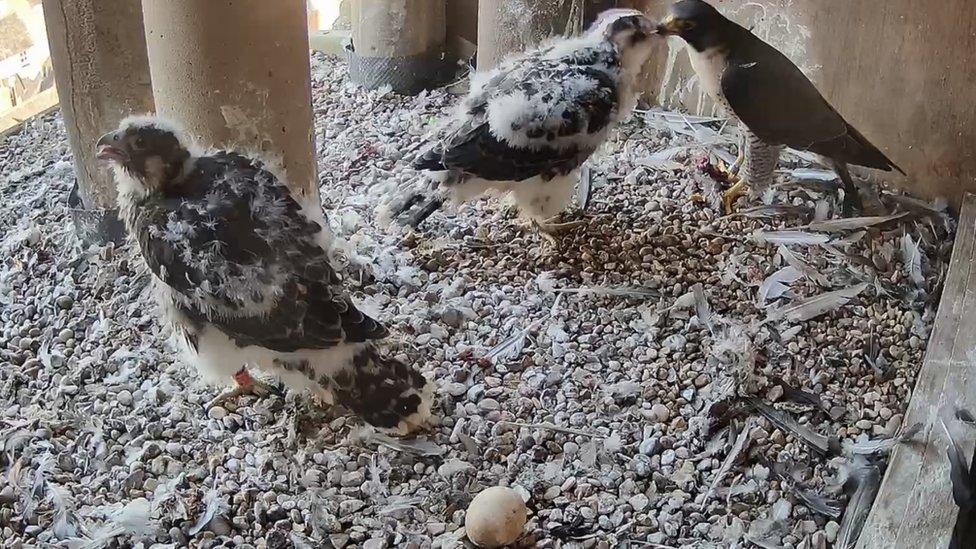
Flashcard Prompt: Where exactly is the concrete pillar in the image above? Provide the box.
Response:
[41,0,153,218]
[141,0,318,199]
[349,0,450,95]
[476,0,574,70]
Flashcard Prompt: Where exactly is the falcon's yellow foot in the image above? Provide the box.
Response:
[722,179,750,215]
[206,368,280,410]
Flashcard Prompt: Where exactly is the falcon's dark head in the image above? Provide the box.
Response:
[657,0,731,52]
[95,116,191,194]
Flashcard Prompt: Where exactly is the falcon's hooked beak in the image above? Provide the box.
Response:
[95,130,127,163]
[656,15,695,36]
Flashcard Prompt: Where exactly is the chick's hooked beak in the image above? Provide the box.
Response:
[656,14,693,35]
[95,130,126,162]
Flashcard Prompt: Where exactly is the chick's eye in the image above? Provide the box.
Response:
[133,137,146,150]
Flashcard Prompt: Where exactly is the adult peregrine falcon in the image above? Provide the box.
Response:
[393,9,658,243]
[657,0,904,214]
[95,116,432,434]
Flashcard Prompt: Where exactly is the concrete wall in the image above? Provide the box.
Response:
[623,0,976,209]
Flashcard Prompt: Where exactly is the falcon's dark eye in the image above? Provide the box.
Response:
[132,136,146,151]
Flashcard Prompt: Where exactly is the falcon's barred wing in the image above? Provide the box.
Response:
[722,42,901,173]
[418,52,618,181]
[135,152,386,353]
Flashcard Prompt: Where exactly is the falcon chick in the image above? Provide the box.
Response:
[393,9,658,244]
[658,0,904,215]
[95,116,432,434]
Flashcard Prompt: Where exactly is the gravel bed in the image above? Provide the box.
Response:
[0,54,954,549]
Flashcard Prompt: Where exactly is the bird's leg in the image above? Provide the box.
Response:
[722,178,750,215]
[206,367,279,410]
[535,216,588,235]
[716,133,746,179]
[832,161,865,217]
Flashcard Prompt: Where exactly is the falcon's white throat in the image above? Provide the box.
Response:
[686,45,731,112]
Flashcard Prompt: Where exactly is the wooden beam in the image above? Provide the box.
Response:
[0,87,59,138]
[857,193,976,548]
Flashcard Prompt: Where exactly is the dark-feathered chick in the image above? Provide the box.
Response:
[658,0,903,215]
[391,9,658,244]
[95,116,432,434]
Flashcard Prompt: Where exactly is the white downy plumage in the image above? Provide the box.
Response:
[98,116,433,435]
[401,9,659,229]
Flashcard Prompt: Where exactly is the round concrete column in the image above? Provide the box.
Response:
[476,0,573,70]
[349,0,451,95]
[141,0,317,199]
[41,0,153,222]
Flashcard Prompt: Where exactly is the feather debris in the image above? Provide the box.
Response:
[367,432,446,457]
[746,398,839,456]
[82,497,156,549]
[757,266,803,304]
[639,146,689,171]
[554,285,658,299]
[765,283,869,324]
[941,415,976,508]
[692,283,716,335]
[732,204,812,220]
[806,213,907,233]
[777,246,828,287]
[836,457,881,549]
[701,417,756,510]
[485,294,563,362]
[577,164,593,211]
[498,420,604,439]
[751,230,832,246]
[794,486,843,519]
[767,376,825,411]
[188,487,226,536]
[780,167,837,181]
[846,422,922,456]
[22,453,53,520]
[901,234,925,287]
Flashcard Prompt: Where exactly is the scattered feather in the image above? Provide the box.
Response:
[836,457,881,549]
[702,417,756,509]
[603,432,623,454]
[555,285,657,299]
[765,283,869,324]
[807,213,907,233]
[188,488,226,536]
[485,294,563,362]
[639,146,688,171]
[942,415,976,508]
[692,283,715,334]
[747,398,838,456]
[757,266,803,304]
[437,459,475,478]
[782,168,837,181]
[368,432,446,457]
[846,422,922,456]
[733,204,811,219]
[581,440,598,467]
[777,245,828,287]
[577,164,592,211]
[794,486,842,519]
[752,230,832,246]
[901,233,925,287]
